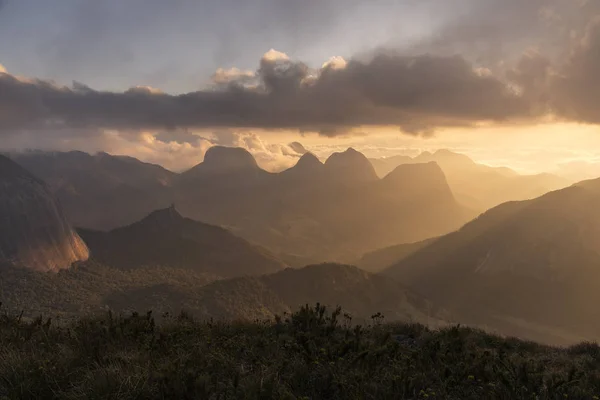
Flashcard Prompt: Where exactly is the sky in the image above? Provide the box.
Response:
[2,0,600,177]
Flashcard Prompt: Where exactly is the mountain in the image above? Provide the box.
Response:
[7,150,175,230]
[9,147,473,263]
[78,205,285,278]
[369,154,422,177]
[323,162,470,257]
[179,146,264,181]
[369,150,570,211]
[179,153,471,262]
[280,152,324,180]
[324,148,378,183]
[0,155,89,272]
[384,179,600,344]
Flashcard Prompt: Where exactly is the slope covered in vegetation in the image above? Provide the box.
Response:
[1,304,599,399]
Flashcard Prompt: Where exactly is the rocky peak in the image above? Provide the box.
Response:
[382,162,454,198]
[324,148,378,182]
[202,146,259,172]
[0,155,89,272]
[281,153,324,180]
[139,204,185,227]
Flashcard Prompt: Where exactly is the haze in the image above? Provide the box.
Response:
[7,3,600,393]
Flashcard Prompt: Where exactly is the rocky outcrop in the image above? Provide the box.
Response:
[0,155,89,272]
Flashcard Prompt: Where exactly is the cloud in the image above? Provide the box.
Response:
[551,16,600,124]
[211,68,255,85]
[288,142,308,154]
[0,49,535,137]
[1,125,312,172]
[0,64,5,74]
[0,127,214,172]
[1,1,600,143]
[208,130,305,171]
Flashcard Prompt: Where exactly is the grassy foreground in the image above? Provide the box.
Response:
[0,304,599,399]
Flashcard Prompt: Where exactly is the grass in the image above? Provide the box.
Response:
[0,304,599,399]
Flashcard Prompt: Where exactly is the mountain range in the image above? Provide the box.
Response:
[6,145,600,344]
[8,147,474,262]
[79,205,285,278]
[180,148,473,261]
[369,149,570,211]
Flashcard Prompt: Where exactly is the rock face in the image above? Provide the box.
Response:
[0,155,89,272]
[7,150,176,231]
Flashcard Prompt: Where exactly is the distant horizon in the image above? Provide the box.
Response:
[3,143,596,183]
[3,1,600,181]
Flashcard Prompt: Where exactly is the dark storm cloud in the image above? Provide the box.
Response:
[552,16,600,124]
[2,0,600,138]
[0,51,535,136]
[415,0,596,69]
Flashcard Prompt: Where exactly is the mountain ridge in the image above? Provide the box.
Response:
[383,179,600,343]
[10,147,473,263]
[78,206,286,278]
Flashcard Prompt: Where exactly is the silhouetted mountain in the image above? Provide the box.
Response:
[369,155,414,177]
[384,179,600,344]
[180,151,471,261]
[78,206,285,278]
[381,162,450,193]
[0,155,88,272]
[9,148,473,263]
[324,148,378,183]
[180,146,263,179]
[369,150,569,211]
[7,150,175,230]
[280,152,324,180]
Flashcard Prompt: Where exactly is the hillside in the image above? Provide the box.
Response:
[0,155,88,272]
[7,151,175,230]
[190,264,446,324]
[2,306,600,399]
[0,261,442,327]
[384,179,600,344]
[357,237,438,273]
[78,206,285,278]
[0,261,218,318]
